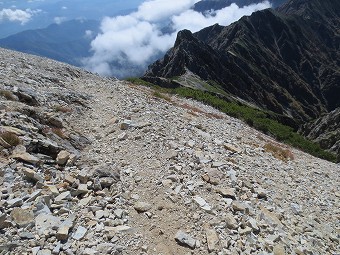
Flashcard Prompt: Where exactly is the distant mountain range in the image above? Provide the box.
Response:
[143,0,340,157]
[0,19,100,66]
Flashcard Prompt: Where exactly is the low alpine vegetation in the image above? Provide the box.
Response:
[126,78,337,163]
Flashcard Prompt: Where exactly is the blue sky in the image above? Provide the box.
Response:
[0,0,144,37]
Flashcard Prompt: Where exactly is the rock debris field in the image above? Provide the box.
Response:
[0,48,339,255]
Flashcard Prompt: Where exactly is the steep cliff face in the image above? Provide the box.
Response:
[300,108,340,159]
[144,0,340,122]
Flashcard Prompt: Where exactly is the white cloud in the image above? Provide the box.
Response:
[62,6,68,10]
[84,0,271,78]
[135,0,199,22]
[84,30,94,39]
[54,16,67,24]
[0,8,40,24]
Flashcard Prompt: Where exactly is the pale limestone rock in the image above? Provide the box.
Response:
[10,208,34,227]
[134,202,152,213]
[175,230,197,249]
[56,150,70,165]
[206,228,219,252]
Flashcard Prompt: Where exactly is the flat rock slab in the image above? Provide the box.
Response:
[35,214,62,236]
[175,230,197,249]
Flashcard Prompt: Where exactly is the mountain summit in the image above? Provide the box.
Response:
[143,0,340,156]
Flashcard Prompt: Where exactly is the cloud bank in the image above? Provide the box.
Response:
[84,0,271,78]
[0,8,40,24]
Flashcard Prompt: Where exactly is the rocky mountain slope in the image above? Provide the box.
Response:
[145,0,339,121]
[143,0,340,157]
[300,108,340,161]
[0,48,339,255]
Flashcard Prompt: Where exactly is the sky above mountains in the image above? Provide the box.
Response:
[0,0,272,78]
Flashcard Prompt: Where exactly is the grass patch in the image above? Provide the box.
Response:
[127,77,337,163]
[0,132,21,147]
[126,77,155,87]
[264,143,294,161]
[152,91,171,101]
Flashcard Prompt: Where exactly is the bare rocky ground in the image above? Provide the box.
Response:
[0,48,339,255]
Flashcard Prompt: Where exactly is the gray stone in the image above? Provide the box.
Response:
[7,197,23,208]
[134,202,152,213]
[232,201,246,212]
[104,225,132,234]
[77,170,90,183]
[54,191,71,203]
[175,230,196,249]
[120,120,133,130]
[0,213,10,229]
[12,147,40,164]
[291,203,302,215]
[37,249,52,255]
[52,242,61,254]
[27,189,42,202]
[118,132,128,141]
[56,214,76,241]
[225,213,238,230]
[114,209,124,219]
[56,150,70,165]
[10,207,34,227]
[206,228,219,252]
[21,167,44,183]
[32,247,40,255]
[216,188,236,199]
[211,161,226,168]
[35,214,62,235]
[99,177,115,188]
[239,226,252,235]
[227,169,237,183]
[247,217,259,232]
[71,183,88,196]
[193,196,212,212]
[256,188,267,199]
[83,248,99,255]
[165,149,178,159]
[72,226,87,240]
[273,244,286,255]
[19,231,35,239]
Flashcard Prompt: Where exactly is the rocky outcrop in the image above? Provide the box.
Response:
[0,48,339,254]
[144,0,340,122]
[300,108,340,160]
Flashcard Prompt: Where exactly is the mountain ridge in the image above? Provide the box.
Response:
[143,0,340,156]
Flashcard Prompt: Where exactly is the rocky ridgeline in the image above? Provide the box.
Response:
[0,48,339,255]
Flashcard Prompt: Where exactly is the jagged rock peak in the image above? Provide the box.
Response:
[174,29,196,47]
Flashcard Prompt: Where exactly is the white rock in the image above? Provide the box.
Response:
[175,230,196,249]
[72,226,87,240]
